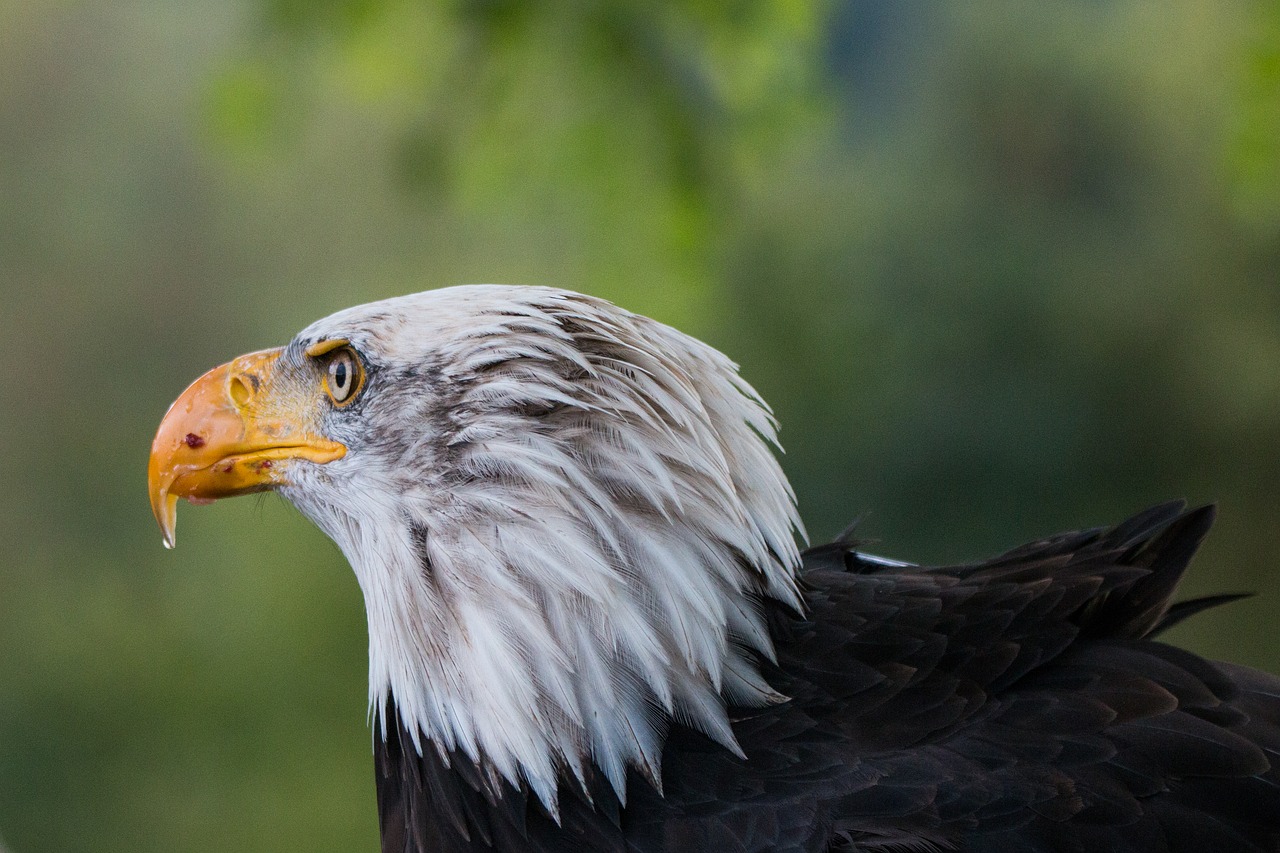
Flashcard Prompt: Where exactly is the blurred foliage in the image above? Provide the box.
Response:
[1,1,1279,851]
[1233,0,1280,229]
[208,0,826,328]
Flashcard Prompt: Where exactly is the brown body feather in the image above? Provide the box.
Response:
[376,503,1280,852]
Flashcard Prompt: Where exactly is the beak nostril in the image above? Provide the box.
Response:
[230,375,253,407]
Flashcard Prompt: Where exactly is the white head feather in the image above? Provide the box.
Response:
[280,285,804,813]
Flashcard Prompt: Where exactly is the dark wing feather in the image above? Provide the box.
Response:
[767,503,1280,852]
[1152,592,1254,635]
[374,504,1280,852]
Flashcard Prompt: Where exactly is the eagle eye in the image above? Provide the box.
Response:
[323,347,364,406]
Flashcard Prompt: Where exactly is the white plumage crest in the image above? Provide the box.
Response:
[281,285,804,813]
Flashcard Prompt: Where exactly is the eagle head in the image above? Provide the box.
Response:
[148,285,803,810]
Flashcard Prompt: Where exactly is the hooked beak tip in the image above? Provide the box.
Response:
[152,485,178,550]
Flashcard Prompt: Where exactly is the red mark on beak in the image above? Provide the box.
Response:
[260,460,272,469]
[184,433,206,449]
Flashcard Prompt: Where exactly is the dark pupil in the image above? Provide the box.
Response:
[333,361,348,391]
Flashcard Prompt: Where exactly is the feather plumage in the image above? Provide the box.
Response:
[194,286,1280,851]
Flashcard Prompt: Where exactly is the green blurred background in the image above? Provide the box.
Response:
[2,1,1279,850]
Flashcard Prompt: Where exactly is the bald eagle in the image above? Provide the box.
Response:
[149,286,1280,852]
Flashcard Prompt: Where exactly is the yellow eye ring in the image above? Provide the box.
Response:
[322,347,364,406]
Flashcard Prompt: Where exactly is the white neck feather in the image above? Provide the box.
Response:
[286,287,805,815]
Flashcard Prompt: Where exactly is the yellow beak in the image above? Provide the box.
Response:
[148,348,346,548]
